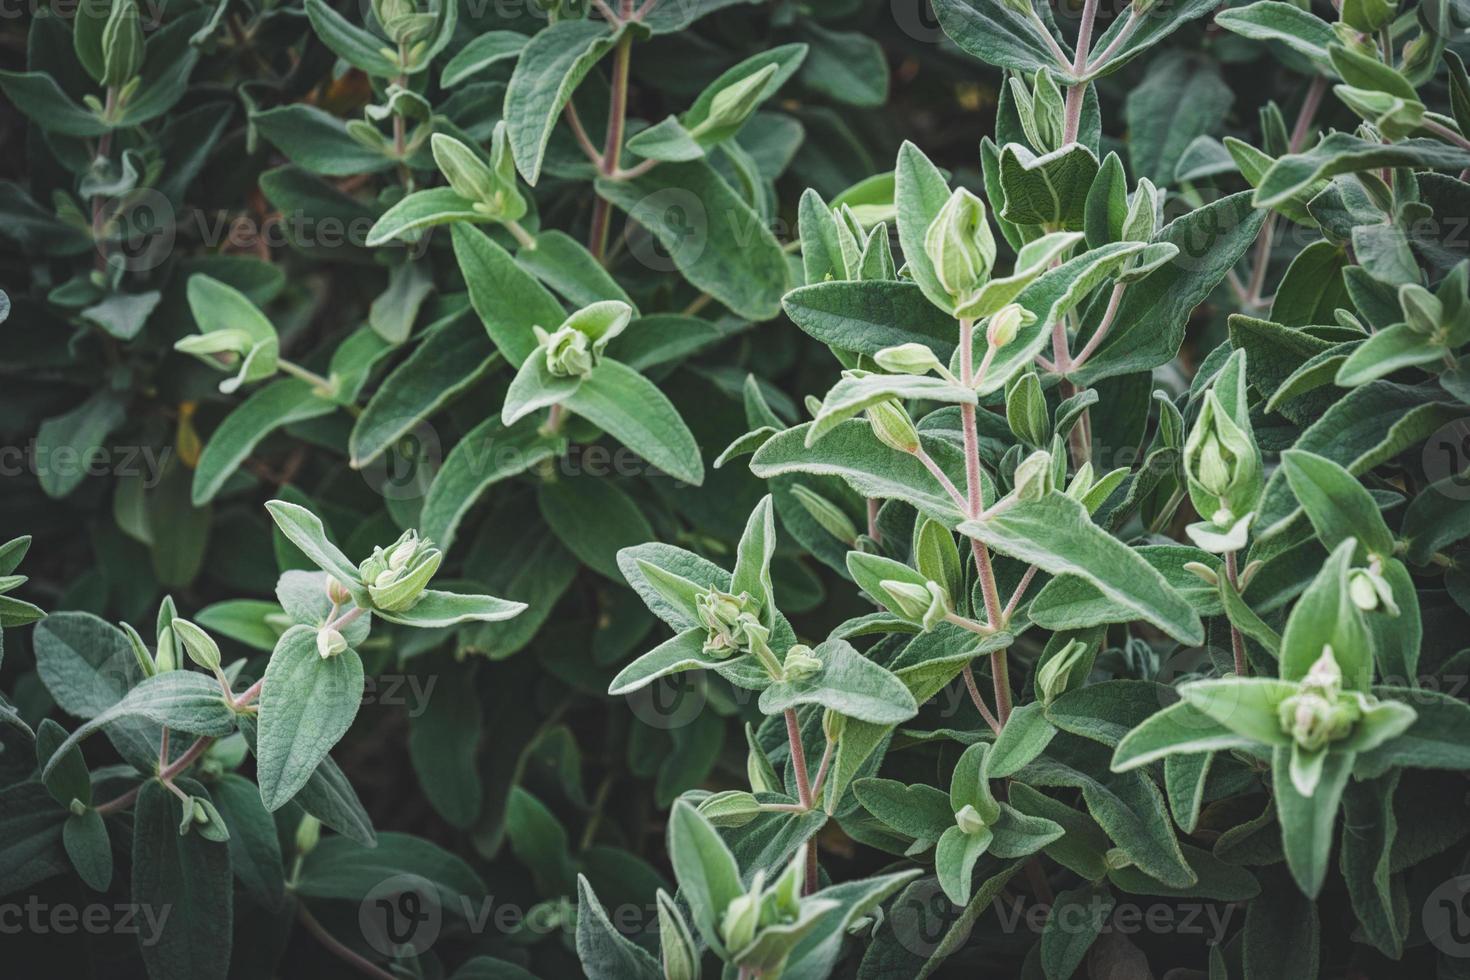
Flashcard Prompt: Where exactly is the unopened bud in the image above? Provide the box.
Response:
[317,628,348,659]
[874,343,944,376]
[781,644,823,682]
[867,399,921,454]
[924,188,995,309]
[986,304,1027,350]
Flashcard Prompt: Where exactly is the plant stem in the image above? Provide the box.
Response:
[962,664,1002,734]
[277,359,335,393]
[564,103,604,168]
[867,498,881,542]
[296,901,399,980]
[504,219,537,250]
[1062,0,1099,144]
[1423,118,1470,152]
[1085,10,1138,72]
[785,709,814,810]
[1225,551,1248,676]
[1070,281,1126,370]
[914,445,969,512]
[588,25,634,263]
[809,738,835,802]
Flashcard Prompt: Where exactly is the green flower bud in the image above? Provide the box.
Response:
[985,304,1029,350]
[1012,449,1054,501]
[296,815,321,855]
[954,803,988,835]
[924,188,996,310]
[1349,564,1399,615]
[540,324,594,378]
[171,619,221,673]
[359,530,441,612]
[874,342,945,376]
[781,644,824,682]
[867,399,921,454]
[101,0,145,88]
[537,300,632,379]
[1183,388,1262,528]
[374,0,436,45]
[325,576,353,606]
[1035,638,1088,704]
[694,587,761,658]
[697,790,763,828]
[721,882,763,952]
[789,484,858,545]
[182,797,230,842]
[690,63,779,140]
[317,627,348,659]
[1009,69,1066,153]
[880,579,950,631]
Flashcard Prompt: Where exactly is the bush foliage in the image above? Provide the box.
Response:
[3,0,1470,976]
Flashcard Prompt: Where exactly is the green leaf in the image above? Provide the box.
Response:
[667,799,744,955]
[1274,744,1353,897]
[253,104,395,176]
[782,279,959,361]
[1215,1,1336,71]
[517,229,635,310]
[1280,449,1394,557]
[296,830,485,907]
[506,20,621,185]
[366,187,489,245]
[210,772,285,910]
[538,477,654,580]
[929,0,1073,76]
[759,638,918,724]
[132,780,232,980]
[303,0,398,76]
[810,374,977,446]
[1112,699,1258,770]
[751,421,968,526]
[998,143,1099,231]
[63,808,112,892]
[255,626,365,811]
[960,492,1203,644]
[193,380,335,504]
[1074,192,1266,384]
[36,391,127,499]
[1334,322,1446,386]
[264,500,367,605]
[1341,773,1406,958]
[988,701,1056,778]
[1256,134,1470,209]
[562,359,704,485]
[453,223,566,367]
[409,671,484,828]
[0,70,109,136]
[1125,52,1233,187]
[442,31,530,87]
[373,590,526,627]
[853,778,953,841]
[1041,885,1114,980]
[418,416,565,552]
[594,160,789,320]
[576,876,663,980]
[350,311,498,467]
[507,787,577,894]
[42,671,237,782]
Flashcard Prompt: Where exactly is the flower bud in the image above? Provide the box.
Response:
[924,188,995,310]
[154,625,176,673]
[880,579,950,631]
[867,399,921,454]
[1400,283,1442,337]
[1121,178,1160,243]
[721,885,762,952]
[781,644,824,682]
[325,576,352,606]
[317,627,348,659]
[1183,385,1262,529]
[101,0,145,88]
[954,803,988,835]
[360,530,441,613]
[1012,449,1054,501]
[695,587,761,658]
[691,63,779,140]
[296,814,321,855]
[822,707,845,745]
[432,134,498,204]
[874,342,945,376]
[170,619,221,673]
[657,891,700,980]
[697,790,763,828]
[986,304,1028,350]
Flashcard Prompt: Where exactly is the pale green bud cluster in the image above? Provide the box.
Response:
[1008,69,1066,153]
[1183,391,1262,531]
[1277,648,1358,752]
[358,529,441,612]
[780,644,824,682]
[694,587,763,658]
[924,188,996,315]
[1012,449,1055,501]
[534,299,633,380]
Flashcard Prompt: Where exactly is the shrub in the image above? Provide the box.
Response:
[3,0,1470,976]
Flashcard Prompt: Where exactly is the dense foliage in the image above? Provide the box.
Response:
[3,0,1470,976]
